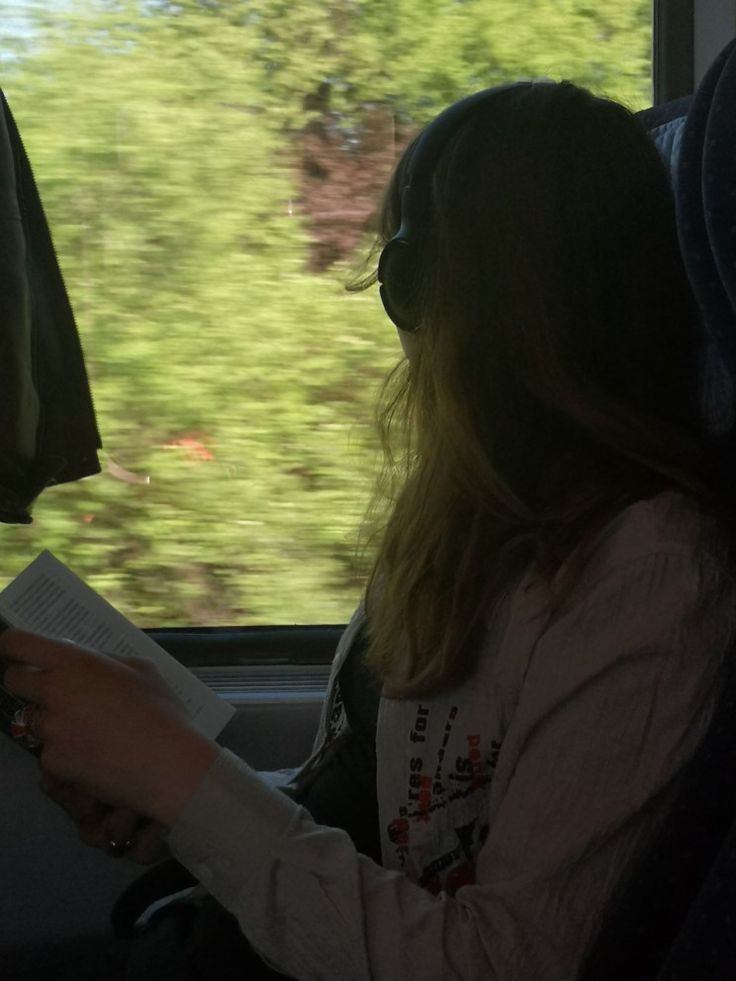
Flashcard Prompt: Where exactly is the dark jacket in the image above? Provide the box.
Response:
[0,89,100,523]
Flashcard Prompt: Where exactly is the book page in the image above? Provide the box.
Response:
[0,551,234,749]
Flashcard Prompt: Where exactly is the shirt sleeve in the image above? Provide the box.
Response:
[166,550,735,980]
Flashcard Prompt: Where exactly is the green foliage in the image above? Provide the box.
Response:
[0,0,652,624]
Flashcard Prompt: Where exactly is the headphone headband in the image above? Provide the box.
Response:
[377,81,533,333]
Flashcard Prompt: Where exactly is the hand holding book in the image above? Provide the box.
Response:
[0,551,234,747]
[40,772,171,864]
[0,552,234,830]
[1,629,219,827]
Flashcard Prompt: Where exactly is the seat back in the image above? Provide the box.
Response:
[578,649,736,978]
[578,37,736,980]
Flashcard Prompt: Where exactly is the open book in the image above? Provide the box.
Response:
[0,550,235,756]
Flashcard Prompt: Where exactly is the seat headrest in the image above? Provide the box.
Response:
[639,38,736,437]
[639,94,691,182]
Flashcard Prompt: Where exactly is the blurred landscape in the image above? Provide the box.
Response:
[0,0,652,625]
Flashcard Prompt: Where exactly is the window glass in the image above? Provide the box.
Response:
[1,0,653,625]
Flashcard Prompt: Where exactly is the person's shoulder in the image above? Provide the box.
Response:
[581,488,732,587]
[511,489,735,628]
[523,489,736,646]
[556,490,736,605]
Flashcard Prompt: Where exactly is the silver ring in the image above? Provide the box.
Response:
[14,703,43,749]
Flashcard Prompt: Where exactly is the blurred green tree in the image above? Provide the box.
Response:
[0,0,652,624]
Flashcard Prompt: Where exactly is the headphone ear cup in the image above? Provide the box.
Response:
[378,238,421,333]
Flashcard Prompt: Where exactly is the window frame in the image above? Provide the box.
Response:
[653,0,694,104]
[655,0,736,104]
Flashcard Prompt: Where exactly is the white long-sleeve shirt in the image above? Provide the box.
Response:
[164,490,736,979]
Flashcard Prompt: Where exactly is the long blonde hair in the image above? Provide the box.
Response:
[352,82,724,698]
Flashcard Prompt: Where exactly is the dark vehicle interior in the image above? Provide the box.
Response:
[3,0,736,977]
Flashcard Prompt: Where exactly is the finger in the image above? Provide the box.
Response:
[78,809,147,856]
[101,807,144,850]
[77,804,128,850]
[122,822,170,866]
[78,818,108,849]
[1,631,76,703]
[39,772,71,799]
[40,772,74,805]
[0,629,78,669]
[2,664,47,703]
[121,656,160,678]
[3,634,98,703]
[111,655,159,682]
[42,776,107,825]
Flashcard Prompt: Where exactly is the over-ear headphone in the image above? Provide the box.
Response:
[377,82,532,333]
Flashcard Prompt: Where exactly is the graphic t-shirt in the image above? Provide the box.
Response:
[167,490,736,980]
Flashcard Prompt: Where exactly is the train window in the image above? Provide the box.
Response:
[1,1,654,626]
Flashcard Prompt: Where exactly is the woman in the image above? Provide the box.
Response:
[4,80,736,979]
